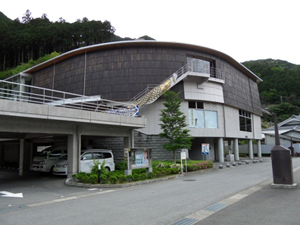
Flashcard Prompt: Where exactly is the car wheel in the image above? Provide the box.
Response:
[105,167,110,172]
[50,166,54,175]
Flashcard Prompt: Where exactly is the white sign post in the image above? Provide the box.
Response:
[202,143,210,160]
[181,151,187,174]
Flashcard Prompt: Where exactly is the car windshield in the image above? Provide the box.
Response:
[36,148,52,156]
[49,150,62,157]
[59,154,68,160]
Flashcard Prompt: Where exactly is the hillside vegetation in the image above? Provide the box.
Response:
[243,59,300,124]
[0,10,154,76]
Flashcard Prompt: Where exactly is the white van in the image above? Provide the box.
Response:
[53,149,115,175]
[32,146,67,174]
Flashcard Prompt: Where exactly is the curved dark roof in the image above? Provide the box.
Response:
[23,40,262,82]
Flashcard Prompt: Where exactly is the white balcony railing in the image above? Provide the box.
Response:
[0,80,138,117]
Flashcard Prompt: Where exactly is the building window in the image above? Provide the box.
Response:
[188,101,218,129]
[188,101,203,109]
[187,57,210,74]
[239,110,252,132]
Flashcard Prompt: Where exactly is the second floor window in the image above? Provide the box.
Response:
[239,110,252,132]
[187,57,210,74]
[188,101,218,129]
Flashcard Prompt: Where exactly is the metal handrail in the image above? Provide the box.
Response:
[128,64,224,104]
[0,80,138,117]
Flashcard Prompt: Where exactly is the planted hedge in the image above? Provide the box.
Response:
[72,160,213,184]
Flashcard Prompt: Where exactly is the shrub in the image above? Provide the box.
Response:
[115,161,128,170]
[117,174,127,183]
[139,173,147,180]
[155,162,166,168]
[147,172,156,179]
[170,168,179,174]
[126,175,134,182]
[154,170,161,177]
[109,175,118,184]
[100,174,108,184]
[89,174,98,184]
[133,174,141,181]
[76,172,89,183]
[187,164,196,172]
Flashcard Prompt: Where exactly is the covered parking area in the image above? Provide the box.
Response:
[0,99,146,178]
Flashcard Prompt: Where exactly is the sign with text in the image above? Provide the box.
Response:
[202,143,209,155]
[181,152,187,160]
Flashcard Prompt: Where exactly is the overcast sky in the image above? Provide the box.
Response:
[2,0,299,65]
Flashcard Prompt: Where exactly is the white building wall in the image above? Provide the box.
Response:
[137,79,261,140]
[184,80,224,103]
[224,106,261,140]
[224,106,240,138]
[253,114,262,139]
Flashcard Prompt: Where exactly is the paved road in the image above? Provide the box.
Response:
[1,158,300,225]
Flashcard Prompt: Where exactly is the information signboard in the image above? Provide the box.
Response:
[202,143,210,155]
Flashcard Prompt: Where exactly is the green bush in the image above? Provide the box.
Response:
[76,172,89,183]
[126,175,134,182]
[187,164,196,172]
[72,160,214,184]
[100,174,108,184]
[133,174,141,181]
[89,174,98,184]
[139,173,147,180]
[147,172,156,179]
[154,170,161,177]
[115,161,128,170]
[117,174,127,183]
[109,175,118,184]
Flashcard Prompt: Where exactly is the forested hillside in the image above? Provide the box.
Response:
[0,10,154,74]
[243,59,300,124]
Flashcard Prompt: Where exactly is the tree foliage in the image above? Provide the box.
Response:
[159,91,192,162]
[243,59,300,124]
[0,10,116,75]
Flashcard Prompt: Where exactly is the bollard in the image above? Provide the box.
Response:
[98,164,101,184]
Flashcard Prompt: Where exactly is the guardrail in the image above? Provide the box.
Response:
[0,80,138,117]
[128,64,225,105]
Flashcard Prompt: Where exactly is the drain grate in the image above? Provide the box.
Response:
[169,218,199,225]
[205,203,227,212]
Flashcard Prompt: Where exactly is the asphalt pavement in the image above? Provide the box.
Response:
[170,158,300,225]
[195,166,300,225]
[1,157,300,225]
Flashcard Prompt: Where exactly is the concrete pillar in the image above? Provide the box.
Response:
[218,138,224,163]
[29,142,33,171]
[124,130,135,176]
[124,129,134,149]
[0,145,2,167]
[249,139,254,159]
[19,139,25,176]
[67,126,80,178]
[234,138,239,161]
[257,140,262,158]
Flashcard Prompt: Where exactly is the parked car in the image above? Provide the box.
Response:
[53,149,115,176]
[32,146,67,174]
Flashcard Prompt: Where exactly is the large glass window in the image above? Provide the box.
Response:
[187,57,210,74]
[188,101,218,129]
[239,110,252,132]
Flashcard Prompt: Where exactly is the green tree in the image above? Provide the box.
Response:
[159,91,193,163]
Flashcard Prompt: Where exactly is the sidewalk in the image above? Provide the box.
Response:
[185,158,300,225]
